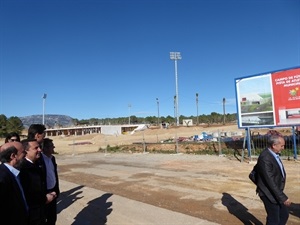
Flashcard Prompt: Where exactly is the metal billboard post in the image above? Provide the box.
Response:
[292,126,298,160]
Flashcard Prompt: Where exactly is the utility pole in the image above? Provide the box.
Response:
[223,98,226,125]
[156,98,160,127]
[196,93,199,126]
[173,95,176,125]
[42,93,47,125]
[128,104,131,124]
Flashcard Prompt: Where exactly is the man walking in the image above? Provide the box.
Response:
[256,135,291,225]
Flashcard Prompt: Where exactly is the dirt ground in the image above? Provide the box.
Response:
[48,124,300,225]
[48,124,246,155]
[1,124,299,224]
[56,153,300,225]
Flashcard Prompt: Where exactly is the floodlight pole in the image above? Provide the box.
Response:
[156,98,160,127]
[128,104,131,125]
[42,93,47,125]
[196,93,199,126]
[173,95,176,124]
[170,52,181,126]
[223,97,226,125]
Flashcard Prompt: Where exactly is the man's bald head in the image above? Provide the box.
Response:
[0,142,16,152]
[1,142,23,153]
[0,142,26,166]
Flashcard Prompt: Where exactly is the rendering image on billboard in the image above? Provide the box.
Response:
[235,67,300,128]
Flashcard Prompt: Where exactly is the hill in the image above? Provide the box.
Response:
[20,114,74,128]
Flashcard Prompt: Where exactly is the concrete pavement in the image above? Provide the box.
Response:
[57,180,220,225]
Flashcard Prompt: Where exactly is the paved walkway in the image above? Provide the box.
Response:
[57,180,220,225]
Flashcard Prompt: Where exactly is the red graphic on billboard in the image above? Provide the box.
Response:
[272,68,300,126]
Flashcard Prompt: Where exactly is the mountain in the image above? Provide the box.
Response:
[20,114,74,128]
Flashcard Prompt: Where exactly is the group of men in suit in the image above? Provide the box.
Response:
[0,124,59,225]
[0,126,293,225]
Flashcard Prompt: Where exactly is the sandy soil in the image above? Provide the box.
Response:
[1,124,299,224]
[50,124,244,155]
[56,152,300,225]
[48,124,299,224]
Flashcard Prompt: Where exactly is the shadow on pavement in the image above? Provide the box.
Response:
[222,192,263,225]
[71,193,113,225]
[57,185,85,214]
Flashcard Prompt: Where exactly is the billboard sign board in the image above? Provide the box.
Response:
[235,67,300,128]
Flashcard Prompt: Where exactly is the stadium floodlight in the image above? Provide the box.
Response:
[42,93,47,125]
[170,52,181,126]
[223,98,226,125]
[196,93,199,126]
[156,98,160,127]
[128,103,131,124]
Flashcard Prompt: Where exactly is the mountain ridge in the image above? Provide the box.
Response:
[20,114,74,128]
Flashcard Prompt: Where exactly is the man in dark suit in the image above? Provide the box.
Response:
[39,138,60,225]
[19,139,56,225]
[0,142,28,225]
[256,135,291,225]
[27,124,60,225]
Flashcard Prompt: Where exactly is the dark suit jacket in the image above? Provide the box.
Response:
[38,154,60,196]
[256,148,288,204]
[19,159,46,225]
[0,163,29,225]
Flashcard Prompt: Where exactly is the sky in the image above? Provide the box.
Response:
[0,0,299,120]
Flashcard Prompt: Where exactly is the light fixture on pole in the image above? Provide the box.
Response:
[196,93,199,126]
[156,98,160,127]
[42,93,47,125]
[170,51,181,126]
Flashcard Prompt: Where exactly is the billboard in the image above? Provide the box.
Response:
[235,67,300,128]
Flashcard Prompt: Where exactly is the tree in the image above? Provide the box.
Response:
[145,116,156,124]
[130,115,138,124]
[0,115,23,138]
[89,118,99,125]
[210,112,221,123]
[6,116,24,134]
[0,114,8,137]
[165,115,174,124]
[72,118,79,126]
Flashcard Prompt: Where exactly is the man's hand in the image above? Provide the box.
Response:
[46,191,57,204]
[284,198,291,206]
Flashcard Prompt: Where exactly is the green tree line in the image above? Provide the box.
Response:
[72,112,237,126]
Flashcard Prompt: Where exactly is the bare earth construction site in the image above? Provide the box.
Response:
[50,125,300,225]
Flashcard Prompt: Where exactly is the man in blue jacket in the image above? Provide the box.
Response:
[256,135,291,225]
